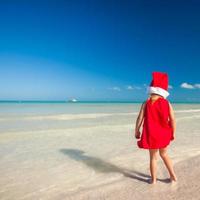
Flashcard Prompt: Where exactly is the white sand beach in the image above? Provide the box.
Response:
[0,103,200,200]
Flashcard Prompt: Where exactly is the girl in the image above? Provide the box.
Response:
[135,72,177,184]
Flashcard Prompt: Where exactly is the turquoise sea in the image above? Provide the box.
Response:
[0,101,199,133]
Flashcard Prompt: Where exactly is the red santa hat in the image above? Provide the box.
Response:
[148,72,169,98]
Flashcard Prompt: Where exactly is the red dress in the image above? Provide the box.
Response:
[137,97,173,149]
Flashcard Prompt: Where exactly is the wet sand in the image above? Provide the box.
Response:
[68,154,200,200]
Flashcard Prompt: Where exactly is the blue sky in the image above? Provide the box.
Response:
[0,0,200,102]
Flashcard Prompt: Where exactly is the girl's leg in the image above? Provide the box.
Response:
[159,147,177,181]
[149,149,158,184]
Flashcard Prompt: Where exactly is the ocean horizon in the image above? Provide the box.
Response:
[0,100,200,104]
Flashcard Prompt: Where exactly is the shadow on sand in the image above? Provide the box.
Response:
[60,148,170,184]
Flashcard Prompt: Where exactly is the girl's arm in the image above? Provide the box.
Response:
[135,102,146,139]
[169,103,176,140]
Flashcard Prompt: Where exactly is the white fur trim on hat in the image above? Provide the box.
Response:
[147,86,169,99]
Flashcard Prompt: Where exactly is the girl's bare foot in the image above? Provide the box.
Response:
[170,175,177,182]
[149,178,157,184]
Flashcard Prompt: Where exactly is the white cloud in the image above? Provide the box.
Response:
[127,85,134,90]
[168,85,173,89]
[194,84,200,89]
[180,82,195,89]
[108,86,121,91]
[126,85,142,90]
[180,82,200,89]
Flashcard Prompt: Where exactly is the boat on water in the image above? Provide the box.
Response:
[68,98,78,102]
